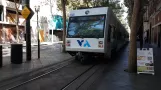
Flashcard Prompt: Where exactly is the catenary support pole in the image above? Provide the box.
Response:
[25,0,31,61]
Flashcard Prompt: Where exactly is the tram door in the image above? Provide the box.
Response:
[107,25,115,52]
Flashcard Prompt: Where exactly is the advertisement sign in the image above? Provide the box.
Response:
[39,30,44,42]
[137,48,154,75]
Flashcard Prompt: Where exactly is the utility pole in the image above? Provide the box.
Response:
[24,0,31,61]
[50,0,53,43]
[35,6,40,59]
[61,0,66,52]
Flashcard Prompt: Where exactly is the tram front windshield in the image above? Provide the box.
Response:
[67,15,106,38]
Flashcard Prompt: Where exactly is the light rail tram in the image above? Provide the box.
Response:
[65,7,129,64]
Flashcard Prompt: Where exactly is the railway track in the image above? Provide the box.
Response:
[0,58,74,90]
[1,58,105,90]
[61,64,106,90]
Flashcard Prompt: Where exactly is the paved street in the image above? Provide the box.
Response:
[1,0,160,89]
[2,61,94,90]
[1,42,161,90]
[88,43,161,90]
[0,43,72,82]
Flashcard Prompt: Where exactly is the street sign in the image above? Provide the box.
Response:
[21,6,30,19]
[21,6,34,20]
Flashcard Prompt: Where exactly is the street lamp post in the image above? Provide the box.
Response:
[49,0,53,43]
[35,5,40,59]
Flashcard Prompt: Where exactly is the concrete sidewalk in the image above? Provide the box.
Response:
[24,41,63,47]
[1,41,63,57]
[0,41,63,49]
[89,43,161,90]
[0,43,72,82]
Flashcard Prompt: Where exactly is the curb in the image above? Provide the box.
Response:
[4,44,53,48]
[0,56,74,84]
[0,42,60,48]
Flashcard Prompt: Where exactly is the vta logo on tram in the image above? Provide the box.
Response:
[77,40,91,47]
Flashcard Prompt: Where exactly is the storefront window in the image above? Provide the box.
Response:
[152,28,158,44]
[6,10,25,25]
[151,28,154,43]
[154,28,158,44]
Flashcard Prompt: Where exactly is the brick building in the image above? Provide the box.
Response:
[143,0,161,47]
[0,0,25,43]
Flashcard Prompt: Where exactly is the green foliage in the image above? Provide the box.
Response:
[57,0,125,19]
[124,0,149,27]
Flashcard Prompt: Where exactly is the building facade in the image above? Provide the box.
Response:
[0,0,63,43]
[143,0,161,47]
[29,0,63,42]
[0,0,25,43]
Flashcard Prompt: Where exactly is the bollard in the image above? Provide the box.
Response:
[0,45,2,67]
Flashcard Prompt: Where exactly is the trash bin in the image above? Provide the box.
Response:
[11,44,23,64]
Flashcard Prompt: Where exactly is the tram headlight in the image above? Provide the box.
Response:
[66,40,71,46]
[98,44,103,48]
[66,43,70,46]
[99,41,103,44]
[98,41,103,48]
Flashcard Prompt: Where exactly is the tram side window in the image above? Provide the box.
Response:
[117,32,121,40]
[111,26,114,39]
[120,33,123,40]
[108,25,116,41]
[115,28,118,40]
[116,28,120,40]
[113,27,117,39]
[127,35,129,38]
[108,25,112,42]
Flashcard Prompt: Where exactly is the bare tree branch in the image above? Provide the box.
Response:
[14,0,20,43]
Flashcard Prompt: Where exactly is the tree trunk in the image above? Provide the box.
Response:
[16,10,19,43]
[128,0,140,73]
[61,0,66,52]
[14,0,20,43]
